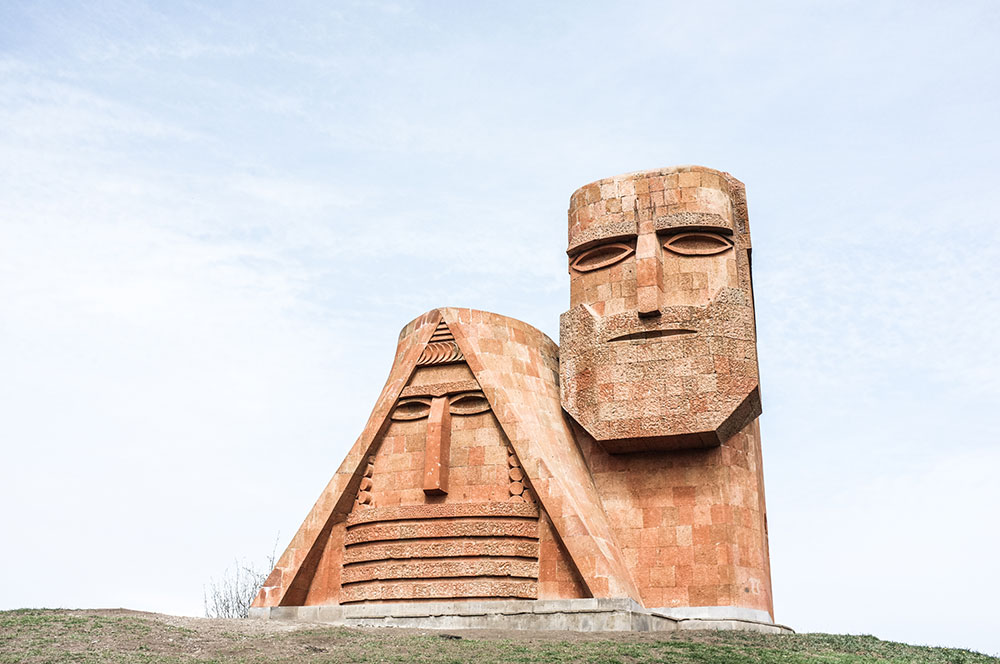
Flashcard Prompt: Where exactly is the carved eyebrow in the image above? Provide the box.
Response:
[399,379,481,399]
[567,233,636,257]
[657,225,733,237]
[653,213,733,236]
[567,220,639,255]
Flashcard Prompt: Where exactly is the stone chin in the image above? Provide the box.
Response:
[559,288,761,452]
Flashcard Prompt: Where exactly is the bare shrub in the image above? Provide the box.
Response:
[204,543,277,619]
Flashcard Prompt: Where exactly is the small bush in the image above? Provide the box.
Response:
[204,543,277,619]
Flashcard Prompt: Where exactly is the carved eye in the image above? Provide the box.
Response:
[663,232,733,256]
[390,398,431,421]
[449,392,491,416]
[570,242,634,272]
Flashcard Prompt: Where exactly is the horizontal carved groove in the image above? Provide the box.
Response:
[341,557,539,584]
[608,328,697,343]
[340,578,538,603]
[343,537,540,564]
[340,596,529,605]
[429,322,455,343]
[344,519,539,546]
[347,515,538,532]
[346,502,539,526]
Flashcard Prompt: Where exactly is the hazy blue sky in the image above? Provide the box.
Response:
[2,0,999,656]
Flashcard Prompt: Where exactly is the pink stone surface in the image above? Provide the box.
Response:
[561,166,760,451]
[253,308,635,607]
[253,165,774,621]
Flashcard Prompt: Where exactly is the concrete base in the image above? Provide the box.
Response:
[249,599,793,634]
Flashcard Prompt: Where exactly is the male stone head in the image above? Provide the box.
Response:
[559,167,761,451]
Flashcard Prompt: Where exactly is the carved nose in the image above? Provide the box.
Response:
[635,233,663,317]
[423,396,450,496]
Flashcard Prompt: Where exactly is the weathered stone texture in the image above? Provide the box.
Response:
[576,419,772,614]
[253,309,626,609]
[252,164,775,629]
[561,165,760,450]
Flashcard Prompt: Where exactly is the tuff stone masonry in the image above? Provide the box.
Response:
[251,166,781,632]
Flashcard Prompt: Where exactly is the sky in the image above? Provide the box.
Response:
[2,0,999,656]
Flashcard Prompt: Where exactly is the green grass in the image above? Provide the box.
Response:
[267,632,996,664]
[0,609,994,664]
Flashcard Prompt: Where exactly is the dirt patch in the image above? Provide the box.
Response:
[1,608,995,664]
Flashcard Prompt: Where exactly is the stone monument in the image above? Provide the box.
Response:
[250,166,783,632]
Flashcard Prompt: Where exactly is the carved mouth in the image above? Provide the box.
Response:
[608,329,697,343]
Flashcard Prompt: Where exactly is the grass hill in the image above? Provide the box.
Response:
[1,609,994,663]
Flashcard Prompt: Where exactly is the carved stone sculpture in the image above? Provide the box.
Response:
[559,167,772,615]
[561,166,760,451]
[252,166,777,630]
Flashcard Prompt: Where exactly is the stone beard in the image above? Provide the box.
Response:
[560,167,761,452]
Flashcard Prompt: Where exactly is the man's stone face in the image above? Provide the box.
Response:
[560,168,761,451]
